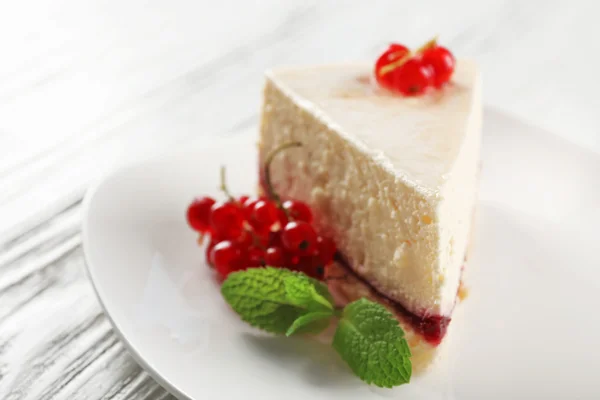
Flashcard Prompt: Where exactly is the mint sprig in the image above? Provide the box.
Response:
[221,267,412,388]
[285,311,333,336]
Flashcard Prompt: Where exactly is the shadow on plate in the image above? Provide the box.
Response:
[241,332,363,389]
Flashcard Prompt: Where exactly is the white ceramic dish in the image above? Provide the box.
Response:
[82,109,600,400]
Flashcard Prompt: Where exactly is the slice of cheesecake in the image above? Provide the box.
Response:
[258,62,481,371]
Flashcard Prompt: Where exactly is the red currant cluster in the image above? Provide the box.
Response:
[186,144,336,280]
[374,38,455,96]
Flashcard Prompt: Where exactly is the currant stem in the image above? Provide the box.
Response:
[263,141,302,209]
[245,226,267,250]
[416,35,438,53]
[379,53,412,77]
[219,165,235,202]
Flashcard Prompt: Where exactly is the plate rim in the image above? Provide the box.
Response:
[82,152,200,400]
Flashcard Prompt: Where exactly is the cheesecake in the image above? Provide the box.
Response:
[258,62,481,371]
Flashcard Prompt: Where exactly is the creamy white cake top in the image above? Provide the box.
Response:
[266,62,480,196]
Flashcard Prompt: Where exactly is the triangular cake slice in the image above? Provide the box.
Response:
[258,62,481,371]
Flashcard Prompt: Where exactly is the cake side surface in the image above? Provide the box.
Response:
[435,71,482,311]
[259,75,445,318]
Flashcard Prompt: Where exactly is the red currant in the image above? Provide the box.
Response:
[235,229,254,247]
[238,195,249,205]
[269,230,284,247]
[251,227,271,248]
[389,43,408,52]
[311,265,326,280]
[211,240,246,278]
[264,246,287,267]
[316,236,336,265]
[186,197,216,232]
[250,199,280,230]
[282,200,313,223]
[421,46,455,87]
[281,221,318,256]
[242,198,258,219]
[205,238,218,266]
[275,208,288,230]
[392,58,434,96]
[210,202,245,240]
[375,44,409,90]
[296,255,325,279]
[287,254,302,271]
[247,246,265,268]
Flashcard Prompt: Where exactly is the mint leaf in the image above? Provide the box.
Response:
[221,267,335,335]
[306,275,335,306]
[332,298,412,388]
[283,274,333,311]
[221,267,305,334]
[286,311,334,336]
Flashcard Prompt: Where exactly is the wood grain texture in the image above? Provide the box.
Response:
[0,1,598,398]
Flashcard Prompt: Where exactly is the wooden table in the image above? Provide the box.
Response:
[1,1,598,398]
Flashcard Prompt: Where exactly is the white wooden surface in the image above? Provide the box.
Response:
[0,1,598,399]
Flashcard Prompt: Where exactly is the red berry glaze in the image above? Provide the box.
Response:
[186,197,216,232]
[211,240,246,278]
[393,58,434,96]
[210,202,245,240]
[282,200,313,223]
[421,46,455,87]
[375,44,409,90]
[281,221,318,256]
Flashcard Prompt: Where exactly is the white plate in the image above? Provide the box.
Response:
[82,109,600,400]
